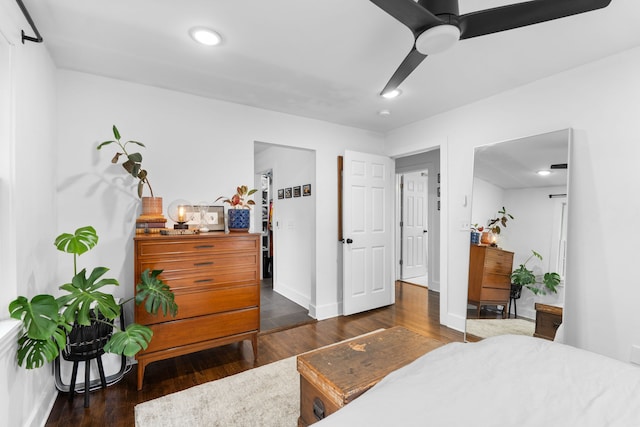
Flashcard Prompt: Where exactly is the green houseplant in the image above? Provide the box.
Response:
[511,249,561,295]
[8,226,178,369]
[97,125,154,199]
[487,206,514,235]
[216,185,257,231]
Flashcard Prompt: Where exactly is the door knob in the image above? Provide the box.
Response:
[341,238,353,244]
[423,230,428,233]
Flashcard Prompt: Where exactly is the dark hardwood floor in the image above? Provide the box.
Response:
[45,282,464,426]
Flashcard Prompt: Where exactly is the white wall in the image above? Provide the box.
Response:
[0,0,59,425]
[56,70,385,324]
[385,46,640,363]
[255,145,316,312]
[470,178,504,236]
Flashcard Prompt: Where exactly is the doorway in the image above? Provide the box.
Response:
[400,171,429,286]
[395,148,441,292]
[254,142,316,332]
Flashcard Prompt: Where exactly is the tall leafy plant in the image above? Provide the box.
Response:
[8,226,177,369]
[511,250,561,295]
[97,125,154,198]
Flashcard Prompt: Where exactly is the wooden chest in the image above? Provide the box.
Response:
[134,232,260,390]
[296,327,444,426]
[467,245,514,318]
[534,303,563,341]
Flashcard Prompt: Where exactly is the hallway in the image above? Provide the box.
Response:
[260,278,315,333]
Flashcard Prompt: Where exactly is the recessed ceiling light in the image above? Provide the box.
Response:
[378,110,391,116]
[189,27,222,46]
[537,170,551,176]
[381,89,402,99]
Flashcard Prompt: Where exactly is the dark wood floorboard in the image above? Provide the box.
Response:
[45,281,464,426]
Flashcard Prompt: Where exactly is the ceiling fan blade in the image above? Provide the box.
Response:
[380,47,428,95]
[459,0,612,40]
[370,0,441,34]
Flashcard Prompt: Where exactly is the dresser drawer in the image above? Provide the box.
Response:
[152,265,259,292]
[140,307,259,354]
[479,287,509,302]
[138,252,258,275]
[484,249,514,274]
[481,272,512,289]
[136,237,259,258]
[136,284,259,325]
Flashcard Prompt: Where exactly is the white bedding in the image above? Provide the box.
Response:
[315,335,640,426]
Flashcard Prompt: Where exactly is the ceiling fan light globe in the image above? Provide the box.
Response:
[415,24,460,55]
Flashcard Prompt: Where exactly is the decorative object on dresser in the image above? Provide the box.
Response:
[297,327,444,426]
[216,185,257,232]
[467,245,514,318]
[96,125,166,230]
[167,199,194,230]
[534,303,563,341]
[134,232,260,390]
[8,226,177,406]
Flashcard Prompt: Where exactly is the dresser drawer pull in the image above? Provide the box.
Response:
[195,244,215,249]
[193,261,214,267]
[195,278,214,284]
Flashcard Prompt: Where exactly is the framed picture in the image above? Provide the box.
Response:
[187,205,225,231]
[303,184,311,196]
[278,189,284,199]
[285,187,292,198]
[437,173,440,184]
[437,200,440,211]
[437,187,440,197]
[293,186,301,197]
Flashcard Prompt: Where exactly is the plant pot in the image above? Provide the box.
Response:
[62,311,114,360]
[470,231,481,245]
[141,197,163,216]
[228,209,250,232]
[480,231,494,245]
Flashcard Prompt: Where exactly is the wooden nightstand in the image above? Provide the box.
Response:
[534,303,563,341]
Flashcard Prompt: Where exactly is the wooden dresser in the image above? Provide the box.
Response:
[467,245,514,318]
[133,232,260,390]
[534,303,563,341]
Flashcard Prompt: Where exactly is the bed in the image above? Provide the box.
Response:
[314,334,640,426]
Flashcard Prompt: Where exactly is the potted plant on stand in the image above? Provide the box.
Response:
[217,185,257,232]
[8,226,177,406]
[509,249,561,317]
[97,125,166,230]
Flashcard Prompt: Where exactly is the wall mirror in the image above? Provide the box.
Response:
[465,129,570,342]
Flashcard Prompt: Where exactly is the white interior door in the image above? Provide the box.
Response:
[342,150,394,315]
[402,172,428,280]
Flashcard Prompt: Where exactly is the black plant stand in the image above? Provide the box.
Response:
[62,314,113,408]
[508,284,523,319]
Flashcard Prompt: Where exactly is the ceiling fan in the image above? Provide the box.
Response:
[371,0,612,96]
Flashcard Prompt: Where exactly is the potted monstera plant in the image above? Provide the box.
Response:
[8,226,178,370]
[511,249,561,296]
[216,185,257,232]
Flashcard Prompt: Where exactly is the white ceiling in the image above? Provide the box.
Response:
[25,0,640,133]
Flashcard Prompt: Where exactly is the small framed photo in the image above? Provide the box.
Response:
[293,186,301,197]
[437,187,440,197]
[437,173,440,184]
[285,187,292,198]
[278,189,284,199]
[303,184,311,196]
[437,200,441,211]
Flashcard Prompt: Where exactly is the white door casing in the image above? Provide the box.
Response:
[401,171,428,280]
[342,150,395,315]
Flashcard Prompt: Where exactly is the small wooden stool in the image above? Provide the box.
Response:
[296,326,444,426]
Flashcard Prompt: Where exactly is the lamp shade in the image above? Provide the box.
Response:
[168,199,194,226]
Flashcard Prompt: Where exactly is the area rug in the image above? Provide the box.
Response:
[466,318,535,339]
[134,357,298,427]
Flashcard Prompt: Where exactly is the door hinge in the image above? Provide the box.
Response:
[399,259,403,266]
[400,221,403,227]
